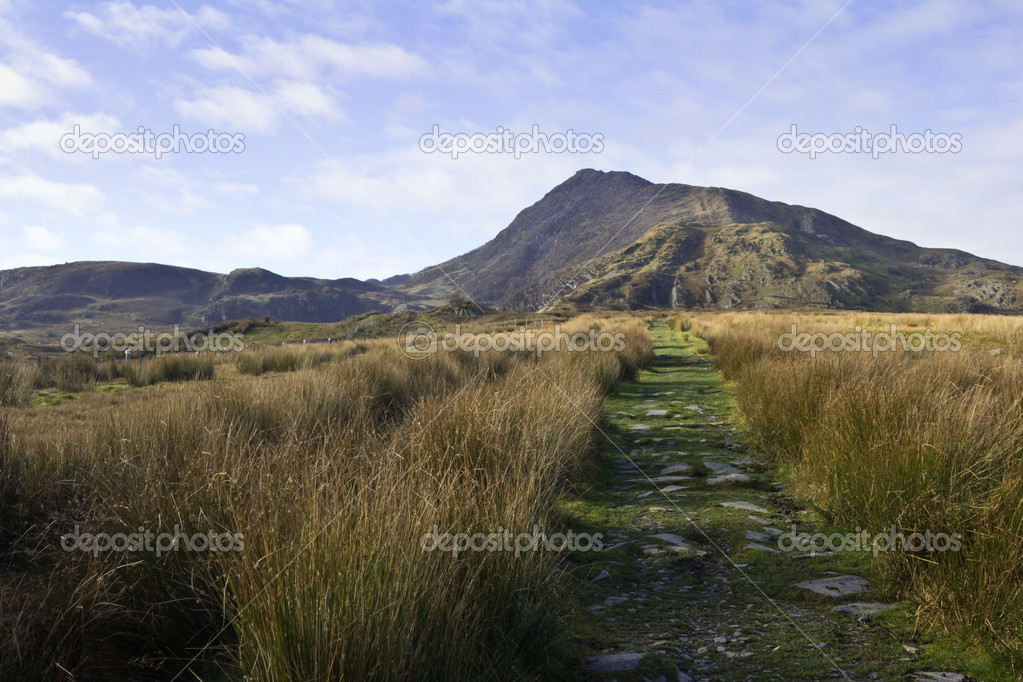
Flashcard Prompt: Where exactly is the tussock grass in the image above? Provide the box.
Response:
[670,311,1023,672]
[124,353,216,387]
[0,361,35,405]
[235,343,352,375]
[0,352,222,400]
[0,315,652,680]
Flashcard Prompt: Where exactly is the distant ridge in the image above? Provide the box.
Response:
[2,169,1021,336]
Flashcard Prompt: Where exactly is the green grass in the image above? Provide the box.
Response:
[562,318,1002,680]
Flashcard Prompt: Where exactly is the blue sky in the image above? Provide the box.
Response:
[1,0,1021,279]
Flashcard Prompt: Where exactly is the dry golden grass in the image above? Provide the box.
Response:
[669,310,1023,671]
[0,316,653,681]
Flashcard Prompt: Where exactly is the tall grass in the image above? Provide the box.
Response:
[0,352,221,400]
[124,353,215,387]
[235,342,366,375]
[670,311,1023,671]
[0,361,35,405]
[0,315,653,680]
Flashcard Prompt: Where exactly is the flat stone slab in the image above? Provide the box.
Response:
[721,501,771,514]
[646,409,669,417]
[908,673,966,682]
[792,551,835,560]
[628,476,690,484]
[667,545,706,556]
[652,533,690,547]
[661,463,692,475]
[744,542,780,553]
[831,602,896,616]
[704,461,742,475]
[628,424,652,431]
[650,533,707,557]
[660,485,687,493]
[795,575,870,597]
[583,652,646,673]
[745,530,773,543]
[708,473,753,485]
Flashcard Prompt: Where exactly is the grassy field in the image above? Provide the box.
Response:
[668,310,1023,675]
[0,314,654,681]
[5,308,1022,679]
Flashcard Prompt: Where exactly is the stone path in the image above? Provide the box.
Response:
[571,321,972,681]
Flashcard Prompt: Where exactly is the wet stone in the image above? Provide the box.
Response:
[795,575,870,597]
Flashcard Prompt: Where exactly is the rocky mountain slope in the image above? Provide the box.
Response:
[2,169,1022,336]
[405,169,1023,313]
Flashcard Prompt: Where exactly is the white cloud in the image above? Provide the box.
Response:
[0,174,106,217]
[189,34,427,80]
[64,2,230,50]
[0,63,43,108]
[0,38,91,110]
[175,86,281,133]
[28,52,91,87]
[271,81,340,119]
[288,145,587,251]
[229,223,313,260]
[1,112,121,158]
[21,225,60,251]
[175,81,341,132]
[133,166,216,215]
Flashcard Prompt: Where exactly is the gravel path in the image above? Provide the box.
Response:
[571,321,970,682]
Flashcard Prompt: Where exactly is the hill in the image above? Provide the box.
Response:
[0,261,408,337]
[403,169,1023,313]
[3,169,1022,338]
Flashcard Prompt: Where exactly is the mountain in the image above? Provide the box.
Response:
[0,261,407,334]
[2,169,1022,338]
[403,169,1023,313]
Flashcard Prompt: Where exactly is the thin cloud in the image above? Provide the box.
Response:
[64,2,230,50]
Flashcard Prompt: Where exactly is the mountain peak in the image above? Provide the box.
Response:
[401,170,1022,313]
[2,170,1021,335]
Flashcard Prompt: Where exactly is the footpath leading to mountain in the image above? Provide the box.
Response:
[567,320,973,681]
